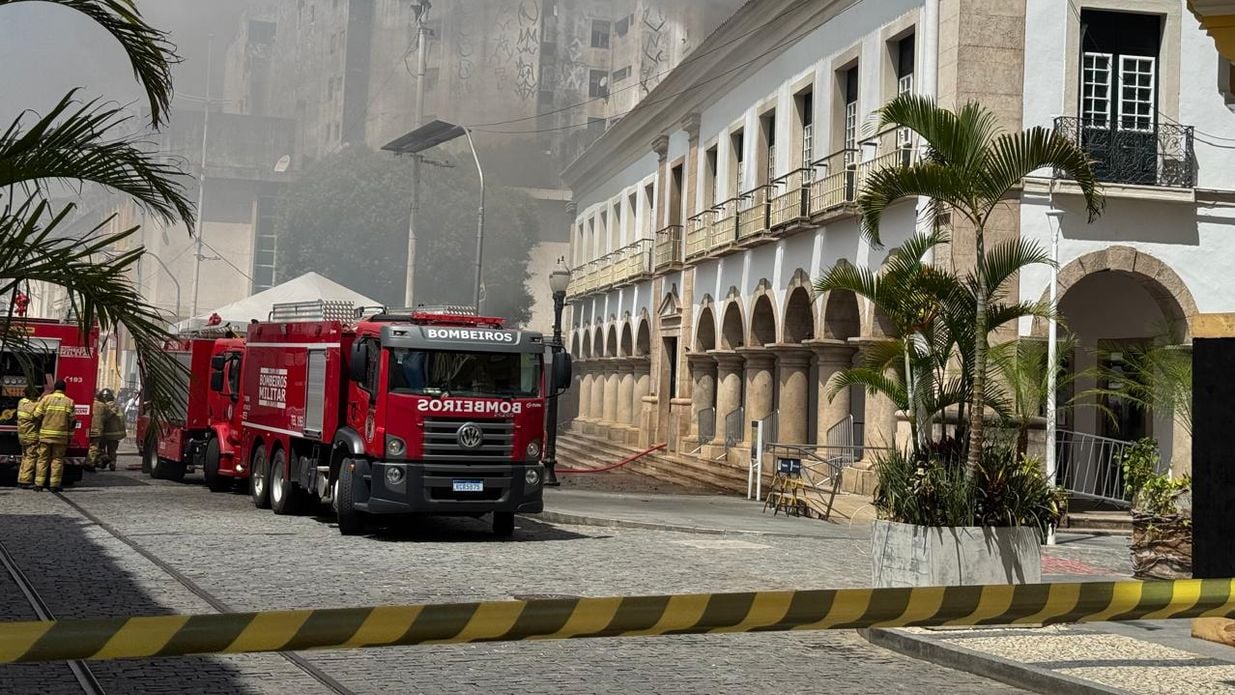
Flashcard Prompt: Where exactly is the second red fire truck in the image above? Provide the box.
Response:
[144,301,570,537]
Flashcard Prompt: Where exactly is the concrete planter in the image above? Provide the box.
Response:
[871,519,1042,588]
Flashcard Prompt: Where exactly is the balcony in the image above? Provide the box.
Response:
[769,168,811,229]
[709,197,740,252]
[808,149,858,215]
[611,239,653,287]
[1053,116,1195,188]
[736,184,772,242]
[654,225,683,269]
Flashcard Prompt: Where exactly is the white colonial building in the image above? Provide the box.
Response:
[561,0,1234,497]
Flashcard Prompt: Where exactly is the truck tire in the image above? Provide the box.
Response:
[493,512,515,538]
[203,438,229,493]
[335,459,365,536]
[269,449,300,516]
[250,444,270,509]
[141,433,156,475]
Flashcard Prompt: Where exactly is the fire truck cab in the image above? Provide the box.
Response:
[0,319,99,486]
[140,330,246,490]
[242,301,571,536]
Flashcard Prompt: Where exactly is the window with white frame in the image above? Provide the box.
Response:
[896,34,915,147]
[843,66,859,165]
[1081,52,1113,128]
[731,130,745,197]
[1118,55,1155,132]
[798,89,814,181]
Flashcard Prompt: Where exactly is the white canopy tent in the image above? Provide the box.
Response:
[174,272,379,333]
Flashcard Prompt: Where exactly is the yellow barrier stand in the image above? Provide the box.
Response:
[2,579,1234,664]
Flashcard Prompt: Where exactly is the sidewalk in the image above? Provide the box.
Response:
[537,486,1235,694]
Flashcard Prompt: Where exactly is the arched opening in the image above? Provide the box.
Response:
[1058,269,1189,476]
[620,322,634,357]
[605,325,618,357]
[636,320,651,357]
[695,307,716,352]
[821,290,860,340]
[784,288,815,343]
[872,307,897,338]
[721,303,745,350]
[592,328,604,358]
[571,332,582,357]
[750,295,776,346]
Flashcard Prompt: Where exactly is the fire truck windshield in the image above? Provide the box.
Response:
[387,348,541,398]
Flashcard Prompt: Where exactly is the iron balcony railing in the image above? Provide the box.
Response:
[653,225,683,269]
[857,127,917,190]
[808,149,858,215]
[685,209,715,260]
[610,238,653,286]
[1053,116,1196,188]
[736,184,772,241]
[769,168,811,228]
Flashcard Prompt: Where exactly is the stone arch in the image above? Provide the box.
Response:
[620,320,634,357]
[695,296,718,352]
[783,271,816,343]
[636,317,651,356]
[1032,246,1198,340]
[721,300,745,350]
[592,324,604,357]
[605,324,618,357]
[749,280,777,346]
[571,331,582,357]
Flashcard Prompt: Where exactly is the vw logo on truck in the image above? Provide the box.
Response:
[456,423,485,450]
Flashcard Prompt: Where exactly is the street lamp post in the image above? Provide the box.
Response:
[1045,205,1065,546]
[544,262,572,487]
[383,120,486,313]
[147,253,182,322]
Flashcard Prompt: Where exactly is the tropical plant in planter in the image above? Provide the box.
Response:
[819,94,1102,587]
[1122,439,1192,579]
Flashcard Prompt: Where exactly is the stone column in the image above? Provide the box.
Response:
[687,353,718,439]
[632,357,651,443]
[616,358,635,427]
[710,351,745,443]
[602,361,619,425]
[806,339,857,443]
[771,345,813,445]
[576,361,593,421]
[852,338,898,452]
[589,361,605,425]
[737,347,776,443]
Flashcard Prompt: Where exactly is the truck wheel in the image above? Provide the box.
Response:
[269,449,300,515]
[250,445,270,509]
[493,512,515,538]
[203,438,229,493]
[335,460,365,536]
[141,433,156,475]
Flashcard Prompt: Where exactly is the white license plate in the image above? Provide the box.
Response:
[452,480,484,493]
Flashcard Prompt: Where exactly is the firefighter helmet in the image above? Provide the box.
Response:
[99,388,115,402]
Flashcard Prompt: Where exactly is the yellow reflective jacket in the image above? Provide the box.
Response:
[90,399,107,437]
[16,397,39,445]
[34,390,75,444]
[102,402,127,441]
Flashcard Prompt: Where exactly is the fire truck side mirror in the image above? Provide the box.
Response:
[210,354,227,371]
[552,353,573,395]
[348,342,368,383]
[209,371,225,393]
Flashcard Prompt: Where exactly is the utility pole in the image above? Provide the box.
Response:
[405,1,432,308]
[190,34,214,317]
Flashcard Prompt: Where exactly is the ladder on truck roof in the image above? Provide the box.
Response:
[269,300,356,323]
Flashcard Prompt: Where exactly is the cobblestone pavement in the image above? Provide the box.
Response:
[0,459,1031,694]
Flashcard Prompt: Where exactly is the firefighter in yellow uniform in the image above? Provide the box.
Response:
[87,390,106,472]
[99,389,125,471]
[33,380,75,492]
[15,384,42,489]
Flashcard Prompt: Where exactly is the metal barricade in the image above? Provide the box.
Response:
[1055,429,1144,506]
[697,407,716,445]
[723,406,745,450]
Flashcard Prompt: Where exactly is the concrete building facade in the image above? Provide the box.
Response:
[561,0,1233,495]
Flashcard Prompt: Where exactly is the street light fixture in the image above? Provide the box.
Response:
[1045,204,1065,546]
[543,261,572,487]
[384,120,486,314]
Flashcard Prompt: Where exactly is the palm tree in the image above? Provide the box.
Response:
[1,1,193,416]
[858,94,1104,472]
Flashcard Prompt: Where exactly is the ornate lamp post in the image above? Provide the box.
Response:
[544,262,572,486]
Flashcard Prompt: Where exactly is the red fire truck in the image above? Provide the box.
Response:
[0,319,99,485]
[238,301,570,536]
[138,330,247,491]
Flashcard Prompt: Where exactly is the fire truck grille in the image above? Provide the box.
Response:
[422,418,514,460]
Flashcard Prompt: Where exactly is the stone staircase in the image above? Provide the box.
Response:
[556,429,756,495]
[1061,510,1133,536]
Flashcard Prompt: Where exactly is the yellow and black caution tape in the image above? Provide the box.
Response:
[2,579,1234,663]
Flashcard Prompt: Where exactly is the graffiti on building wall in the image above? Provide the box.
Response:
[639,7,668,95]
[558,34,588,95]
[453,3,477,92]
[513,0,540,100]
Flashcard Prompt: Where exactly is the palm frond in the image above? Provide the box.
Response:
[827,367,908,412]
[876,94,1002,172]
[977,237,1053,302]
[0,91,193,224]
[0,200,185,422]
[979,126,1105,222]
[1,0,178,126]
[857,161,975,245]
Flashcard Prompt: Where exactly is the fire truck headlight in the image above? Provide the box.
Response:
[386,435,406,458]
[525,467,542,487]
[525,440,541,460]
[386,465,405,485]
